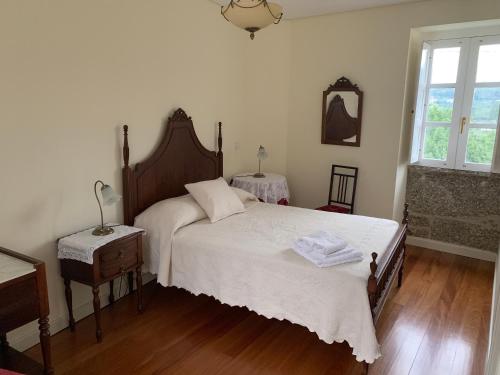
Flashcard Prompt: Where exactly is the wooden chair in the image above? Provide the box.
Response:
[316,164,358,214]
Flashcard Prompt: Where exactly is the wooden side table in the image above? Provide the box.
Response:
[59,228,144,342]
[0,247,53,375]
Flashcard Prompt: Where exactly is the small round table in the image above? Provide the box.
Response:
[231,173,290,205]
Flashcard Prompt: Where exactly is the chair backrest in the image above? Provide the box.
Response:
[328,164,359,214]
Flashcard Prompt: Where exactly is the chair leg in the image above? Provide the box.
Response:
[362,361,369,375]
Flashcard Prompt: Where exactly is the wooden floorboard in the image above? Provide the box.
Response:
[24,245,494,375]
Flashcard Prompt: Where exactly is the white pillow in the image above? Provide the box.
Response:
[231,187,259,203]
[134,194,207,279]
[185,177,245,223]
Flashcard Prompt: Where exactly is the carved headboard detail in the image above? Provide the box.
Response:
[122,108,223,225]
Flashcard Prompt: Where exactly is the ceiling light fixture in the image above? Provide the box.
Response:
[221,0,283,40]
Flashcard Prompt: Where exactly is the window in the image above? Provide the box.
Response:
[411,36,500,172]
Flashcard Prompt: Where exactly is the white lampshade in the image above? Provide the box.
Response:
[101,184,121,206]
[222,0,283,39]
[257,145,268,160]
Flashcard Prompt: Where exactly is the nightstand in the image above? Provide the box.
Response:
[58,226,144,342]
[231,173,290,205]
[0,247,53,374]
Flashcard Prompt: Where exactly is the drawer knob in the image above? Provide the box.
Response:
[119,250,125,259]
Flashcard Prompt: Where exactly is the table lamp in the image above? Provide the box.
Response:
[92,180,121,236]
[254,145,268,178]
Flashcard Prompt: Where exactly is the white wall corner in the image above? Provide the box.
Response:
[485,243,500,375]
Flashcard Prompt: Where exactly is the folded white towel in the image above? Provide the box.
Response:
[294,230,348,256]
[292,244,363,268]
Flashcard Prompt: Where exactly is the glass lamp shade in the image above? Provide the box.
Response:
[222,0,283,39]
[257,145,268,160]
[101,184,121,205]
[92,180,121,236]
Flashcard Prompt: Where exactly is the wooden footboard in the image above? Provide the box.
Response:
[367,203,408,323]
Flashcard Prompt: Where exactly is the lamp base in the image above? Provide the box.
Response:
[253,172,265,178]
[92,226,115,236]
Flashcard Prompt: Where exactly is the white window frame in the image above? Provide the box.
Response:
[410,42,430,164]
[417,38,469,168]
[456,35,500,172]
[412,35,500,172]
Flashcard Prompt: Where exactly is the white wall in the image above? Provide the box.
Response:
[239,22,292,175]
[486,245,500,375]
[0,0,289,349]
[286,0,500,219]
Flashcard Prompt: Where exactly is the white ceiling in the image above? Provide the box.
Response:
[213,0,424,19]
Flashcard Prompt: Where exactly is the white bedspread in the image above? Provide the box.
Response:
[168,202,399,363]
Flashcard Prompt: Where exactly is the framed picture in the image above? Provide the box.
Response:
[322,77,363,147]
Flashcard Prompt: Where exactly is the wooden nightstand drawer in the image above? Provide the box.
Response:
[99,238,138,279]
[0,277,39,332]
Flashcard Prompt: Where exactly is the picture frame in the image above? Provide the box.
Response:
[322,77,363,147]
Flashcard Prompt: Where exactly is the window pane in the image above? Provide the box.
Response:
[431,47,460,84]
[465,128,497,164]
[426,88,455,122]
[423,127,450,160]
[470,87,500,124]
[476,44,500,83]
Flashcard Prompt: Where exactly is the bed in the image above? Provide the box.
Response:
[121,108,408,373]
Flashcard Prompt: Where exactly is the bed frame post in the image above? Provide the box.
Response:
[402,202,409,225]
[398,203,409,287]
[217,122,223,178]
[123,125,129,168]
[122,125,134,226]
[368,252,378,314]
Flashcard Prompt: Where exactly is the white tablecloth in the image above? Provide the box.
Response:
[231,173,289,204]
[57,225,144,264]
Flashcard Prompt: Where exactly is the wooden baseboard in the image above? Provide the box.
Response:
[407,236,497,262]
[8,273,156,351]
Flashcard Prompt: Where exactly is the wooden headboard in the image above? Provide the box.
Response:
[122,108,223,225]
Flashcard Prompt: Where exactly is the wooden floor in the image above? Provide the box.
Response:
[25,246,494,375]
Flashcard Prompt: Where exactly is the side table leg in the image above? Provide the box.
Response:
[38,317,54,374]
[136,267,143,313]
[64,278,75,331]
[92,286,102,342]
[109,279,115,304]
[128,271,134,295]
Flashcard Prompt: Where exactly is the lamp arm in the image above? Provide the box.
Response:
[94,180,105,230]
